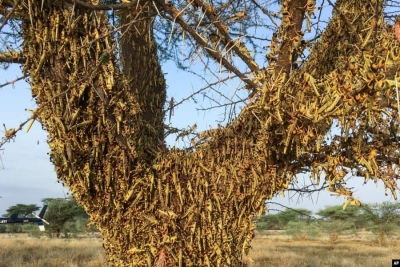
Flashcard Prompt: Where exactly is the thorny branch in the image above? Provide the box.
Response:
[265,201,319,220]
[154,0,259,90]
[191,0,260,74]
[163,72,247,125]
[196,97,245,120]
[0,74,26,88]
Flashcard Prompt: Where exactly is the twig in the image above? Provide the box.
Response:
[0,115,34,149]
[164,70,248,115]
[155,0,258,90]
[0,52,25,64]
[265,201,319,220]
[0,0,21,32]
[0,75,27,89]
[196,98,246,111]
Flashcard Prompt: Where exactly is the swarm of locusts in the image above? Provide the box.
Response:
[1,0,400,266]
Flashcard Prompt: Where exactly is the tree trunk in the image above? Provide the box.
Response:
[10,0,300,266]
[97,7,168,266]
[17,1,164,265]
[1,0,313,265]
[119,8,166,162]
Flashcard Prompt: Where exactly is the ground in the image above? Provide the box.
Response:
[0,231,398,267]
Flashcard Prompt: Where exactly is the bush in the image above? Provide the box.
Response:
[319,220,355,243]
[256,221,270,231]
[256,214,281,230]
[6,224,22,233]
[285,221,319,240]
[23,224,42,238]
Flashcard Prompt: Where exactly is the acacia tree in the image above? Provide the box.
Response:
[359,202,400,244]
[1,0,400,266]
[3,204,40,233]
[4,204,40,217]
[317,205,362,221]
[42,198,87,237]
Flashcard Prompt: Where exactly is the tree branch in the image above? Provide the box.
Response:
[66,0,139,10]
[274,0,308,76]
[192,0,260,74]
[155,0,258,90]
[0,74,27,88]
[0,52,24,64]
[0,116,33,149]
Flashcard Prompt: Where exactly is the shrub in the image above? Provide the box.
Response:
[285,221,319,240]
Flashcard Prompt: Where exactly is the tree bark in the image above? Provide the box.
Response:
[119,6,166,163]
[97,6,168,266]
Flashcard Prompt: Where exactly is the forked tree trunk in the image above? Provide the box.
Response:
[5,0,351,266]
[9,0,276,265]
[0,0,314,266]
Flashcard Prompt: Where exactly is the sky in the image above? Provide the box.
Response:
[0,1,399,216]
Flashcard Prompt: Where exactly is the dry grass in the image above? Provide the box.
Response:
[0,232,398,266]
[244,230,400,267]
[0,234,107,267]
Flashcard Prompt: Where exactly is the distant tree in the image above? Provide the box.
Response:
[4,204,40,217]
[42,198,87,238]
[258,208,313,230]
[277,208,313,225]
[358,202,400,245]
[257,214,281,230]
[317,205,363,221]
[2,203,40,233]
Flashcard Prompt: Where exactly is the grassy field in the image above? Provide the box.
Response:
[0,231,398,267]
[0,234,107,267]
[245,230,400,267]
